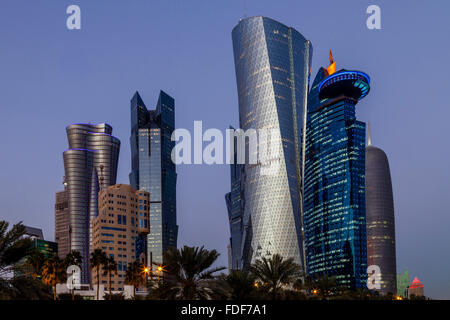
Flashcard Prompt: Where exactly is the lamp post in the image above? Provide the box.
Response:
[143,267,150,290]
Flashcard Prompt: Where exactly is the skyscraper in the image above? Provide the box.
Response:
[366,135,397,295]
[55,178,70,258]
[63,123,120,283]
[231,16,313,269]
[225,127,245,270]
[303,53,370,289]
[129,91,178,269]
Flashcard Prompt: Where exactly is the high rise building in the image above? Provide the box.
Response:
[55,178,70,259]
[129,91,178,270]
[231,16,313,270]
[63,123,120,283]
[366,133,397,295]
[303,53,370,289]
[397,269,410,297]
[225,127,245,270]
[92,184,150,291]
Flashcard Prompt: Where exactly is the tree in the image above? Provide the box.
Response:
[8,276,52,300]
[223,270,258,300]
[42,256,66,300]
[64,250,82,300]
[0,221,31,278]
[0,221,32,298]
[124,261,146,299]
[24,249,46,279]
[249,254,302,300]
[89,249,107,300]
[64,250,82,269]
[312,274,338,299]
[150,246,228,300]
[103,256,118,299]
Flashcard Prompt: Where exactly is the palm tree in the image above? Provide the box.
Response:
[90,249,107,300]
[41,256,66,300]
[24,249,46,279]
[224,270,258,300]
[124,261,146,299]
[64,250,82,300]
[103,256,118,299]
[0,221,31,278]
[0,221,33,298]
[249,254,302,300]
[151,246,227,300]
[64,250,83,268]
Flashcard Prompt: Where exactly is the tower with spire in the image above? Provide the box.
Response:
[304,51,370,289]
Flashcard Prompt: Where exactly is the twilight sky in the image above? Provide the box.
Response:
[1,0,449,299]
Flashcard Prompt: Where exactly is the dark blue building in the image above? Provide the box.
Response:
[130,91,178,269]
[303,55,370,289]
[225,126,245,271]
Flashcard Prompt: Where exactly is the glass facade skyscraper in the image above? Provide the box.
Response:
[225,126,245,270]
[129,91,178,269]
[304,62,370,289]
[366,141,397,295]
[231,16,313,270]
[63,123,120,283]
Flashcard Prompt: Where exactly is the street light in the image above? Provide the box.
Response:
[156,265,165,282]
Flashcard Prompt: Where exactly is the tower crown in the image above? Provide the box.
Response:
[318,69,370,101]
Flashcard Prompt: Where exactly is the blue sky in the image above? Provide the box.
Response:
[1,0,449,299]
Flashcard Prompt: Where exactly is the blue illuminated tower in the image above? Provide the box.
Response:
[129,91,178,269]
[303,52,370,289]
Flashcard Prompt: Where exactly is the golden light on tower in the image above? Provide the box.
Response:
[326,49,336,76]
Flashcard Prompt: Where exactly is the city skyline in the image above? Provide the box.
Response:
[1,0,450,299]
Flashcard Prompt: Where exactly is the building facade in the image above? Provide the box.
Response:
[366,141,397,295]
[397,269,410,297]
[92,184,150,291]
[407,277,424,298]
[55,179,70,259]
[231,16,313,269]
[129,91,178,270]
[63,123,120,283]
[225,127,245,270]
[16,227,58,277]
[303,56,370,289]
